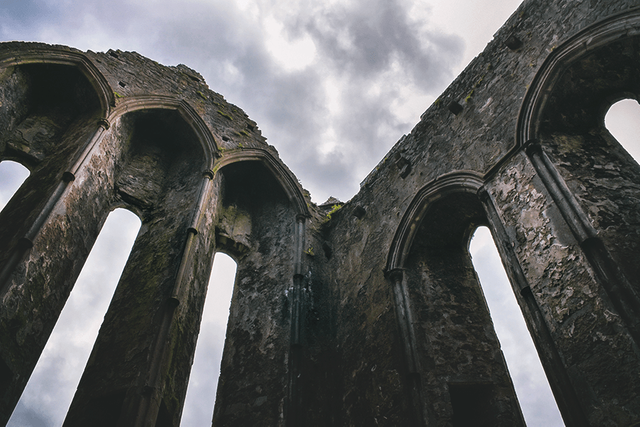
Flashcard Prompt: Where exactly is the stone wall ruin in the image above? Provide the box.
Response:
[1,0,640,425]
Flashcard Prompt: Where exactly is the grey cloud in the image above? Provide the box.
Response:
[295,150,360,203]
[245,0,465,200]
[296,0,463,90]
[0,0,59,29]
[7,401,49,427]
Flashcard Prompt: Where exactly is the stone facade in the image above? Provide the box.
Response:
[1,0,640,425]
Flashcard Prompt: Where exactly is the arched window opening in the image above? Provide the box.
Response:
[7,208,141,427]
[469,226,564,427]
[0,161,30,211]
[605,98,640,163]
[181,252,237,425]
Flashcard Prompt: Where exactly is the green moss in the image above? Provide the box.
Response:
[217,110,233,121]
[465,89,475,103]
[464,74,486,103]
[304,247,315,256]
[197,91,208,100]
[325,204,342,221]
[114,91,124,98]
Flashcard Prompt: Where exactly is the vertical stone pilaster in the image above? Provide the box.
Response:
[0,119,113,426]
[387,268,426,427]
[478,186,588,427]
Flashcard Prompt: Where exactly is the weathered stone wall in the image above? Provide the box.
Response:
[213,162,297,426]
[303,1,640,426]
[1,0,640,426]
[0,42,307,426]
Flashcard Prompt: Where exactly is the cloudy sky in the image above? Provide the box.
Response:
[2,0,640,425]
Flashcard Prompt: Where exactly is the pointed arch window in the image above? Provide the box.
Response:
[181,253,237,425]
[7,209,140,426]
[470,226,564,426]
[0,161,30,211]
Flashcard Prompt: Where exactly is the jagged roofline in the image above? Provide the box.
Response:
[0,44,310,217]
[516,6,640,147]
[0,45,115,118]
[214,148,311,217]
[109,95,220,169]
[386,171,484,272]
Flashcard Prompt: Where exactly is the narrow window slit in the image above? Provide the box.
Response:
[469,226,564,426]
[181,252,237,425]
[605,98,640,163]
[7,209,140,426]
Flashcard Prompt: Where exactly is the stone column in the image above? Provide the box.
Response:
[488,149,640,425]
[0,119,113,425]
[63,170,219,427]
[387,268,426,427]
[478,186,588,427]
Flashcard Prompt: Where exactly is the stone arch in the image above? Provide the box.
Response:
[386,172,525,426]
[517,7,640,146]
[0,45,114,121]
[109,107,210,214]
[211,157,304,426]
[0,50,112,284]
[110,95,219,170]
[214,148,310,218]
[386,172,484,272]
[515,8,640,348]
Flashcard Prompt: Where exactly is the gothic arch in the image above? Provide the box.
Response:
[385,172,524,426]
[0,45,114,119]
[517,7,640,145]
[386,171,484,272]
[0,52,114,298]
[214,149,310,218]
[110,95,220,169]
[514,7,640,347]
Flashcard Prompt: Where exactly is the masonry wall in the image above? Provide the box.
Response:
[305,1,640,426]
[0,0,639,426]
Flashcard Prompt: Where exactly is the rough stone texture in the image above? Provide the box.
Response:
[1,0,640,426]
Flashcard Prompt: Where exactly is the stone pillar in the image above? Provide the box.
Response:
[285,214,306,427]
[0,119,113,425]
[63,170,219,427]
[478,186,588,427]
[387,268,425,427]
[487,149,640,425]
